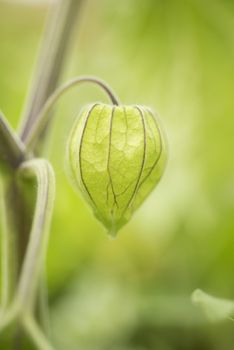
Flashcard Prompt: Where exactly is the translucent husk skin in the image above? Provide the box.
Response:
[66,103,167,236]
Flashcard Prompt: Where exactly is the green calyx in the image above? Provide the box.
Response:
[66,103,167,236]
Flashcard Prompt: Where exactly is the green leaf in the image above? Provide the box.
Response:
[192,289,234,322]
[0,112,25,174]
[66,103,167,236]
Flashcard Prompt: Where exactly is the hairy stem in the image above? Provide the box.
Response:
[15,159,55,313]
[0,1,84,347]
[24,76,120,151]
[0,180,16,311]
[0,177,29,317]
[19,0,84,142]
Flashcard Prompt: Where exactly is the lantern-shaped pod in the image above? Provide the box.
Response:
[66,103,167,236]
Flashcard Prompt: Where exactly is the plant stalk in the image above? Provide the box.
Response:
[1,0,83,348]
[15,159,55,313]
[19,0,84,142]
[0,179,17,311]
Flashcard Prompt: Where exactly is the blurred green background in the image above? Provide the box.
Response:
[1,0,234,349]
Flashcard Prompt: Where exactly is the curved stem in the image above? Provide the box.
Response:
[19,0,84,142]
[15,159,55,314]
[24,76,120,151]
